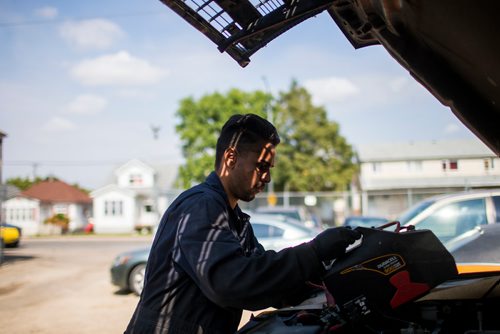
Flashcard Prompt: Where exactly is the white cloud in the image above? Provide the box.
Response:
[35,6,58,19]
[66,94,108,114]
[304,77,360,105]
[444,123,460,134]
[43,117,76,131]
[70,51,168,86]
[59,19,123,50]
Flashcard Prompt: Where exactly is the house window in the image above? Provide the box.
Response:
[104,200,123,216]
[484,158,495,170]
[54,204,68,215]
[442,160,459,171]
[129,173,143,186]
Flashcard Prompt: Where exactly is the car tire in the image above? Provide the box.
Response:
[129,263,146,296]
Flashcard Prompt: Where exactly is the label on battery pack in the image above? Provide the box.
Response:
[340,254,405,276]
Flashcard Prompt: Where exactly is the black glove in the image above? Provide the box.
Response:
[310,227,362,262]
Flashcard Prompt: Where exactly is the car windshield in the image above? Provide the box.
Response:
[397,199,436,225]
[256,209,302,222]
[345,217,387,228]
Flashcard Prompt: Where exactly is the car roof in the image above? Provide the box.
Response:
[251,213,307,225]
[158,0,500,156]
[256,206,303,212]
[421,188,500,203]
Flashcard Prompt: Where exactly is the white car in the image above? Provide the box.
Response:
[250,214,320,251]
[398,189,500,243]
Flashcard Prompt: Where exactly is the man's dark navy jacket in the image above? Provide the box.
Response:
[126,172,322,334]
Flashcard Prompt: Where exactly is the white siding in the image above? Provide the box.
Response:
[116,165,155,188]
[93,190,135,233]
[361,157,500,190]
[67,203,89,231]
[2,197,40,236]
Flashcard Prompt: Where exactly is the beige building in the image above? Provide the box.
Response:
[357,139,500,219]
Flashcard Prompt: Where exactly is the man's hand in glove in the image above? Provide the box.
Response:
[310,227,362,262]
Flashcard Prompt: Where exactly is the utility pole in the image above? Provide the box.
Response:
[262,76,277,206]
[32,162,38,181]
[150,124,161,140]
[0,131,7,265]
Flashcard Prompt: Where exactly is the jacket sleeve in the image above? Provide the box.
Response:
[175,194,323,311]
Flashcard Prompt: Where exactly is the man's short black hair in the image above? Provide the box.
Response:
[215,114,280,170]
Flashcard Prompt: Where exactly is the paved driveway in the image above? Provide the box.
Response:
[0,236,152,333]
[0,236,257,333]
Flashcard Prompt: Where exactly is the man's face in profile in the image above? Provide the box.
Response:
[232,142,276,203]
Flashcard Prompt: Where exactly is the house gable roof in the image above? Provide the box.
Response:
[90,184,136,198]
[22,179,92,204]
[99,159,180,191]
[115,159,155,177]
[357,139,495,162]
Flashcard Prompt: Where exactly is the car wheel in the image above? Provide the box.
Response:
[129,263,146,296]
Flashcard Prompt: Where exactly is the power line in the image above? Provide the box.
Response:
[0,10,166,28]
[4,160,124,167]
[4,157,184,167]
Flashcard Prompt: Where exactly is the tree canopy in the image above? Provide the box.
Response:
[271,81,358,191]
[6,176,55,191]
[6,176,89,193]
[175,82,358,191]
[175,88,270,188]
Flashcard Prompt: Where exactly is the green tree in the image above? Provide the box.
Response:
[175,88,270,188]
[6,176,89,193]
[174,83,357,192]
[271,81,358,191]
[6,176,49,191]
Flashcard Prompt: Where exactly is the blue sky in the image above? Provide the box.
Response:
[0,0,479,189]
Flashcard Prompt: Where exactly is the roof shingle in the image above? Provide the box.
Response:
[22,179,91,204]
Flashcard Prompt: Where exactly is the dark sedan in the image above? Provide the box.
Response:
[110,247,149,296]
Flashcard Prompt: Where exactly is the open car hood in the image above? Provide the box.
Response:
[159,0,500,156]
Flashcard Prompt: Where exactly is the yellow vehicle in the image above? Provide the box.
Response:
[0,223,21,247]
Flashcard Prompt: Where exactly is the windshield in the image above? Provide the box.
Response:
[397,199,436,225]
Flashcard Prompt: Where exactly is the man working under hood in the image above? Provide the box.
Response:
[126,113,362,334]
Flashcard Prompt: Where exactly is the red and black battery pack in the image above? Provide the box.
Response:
[323,223,458,320]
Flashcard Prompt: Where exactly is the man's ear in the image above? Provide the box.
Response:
[224,147,238,169]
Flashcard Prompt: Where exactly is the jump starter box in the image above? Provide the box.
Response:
[323,224,458,320]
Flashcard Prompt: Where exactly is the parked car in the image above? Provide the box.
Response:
[110,214,320,296]
[255,206,322,229]
[250,213,319,251]
[0,222,21,247]
[343,215,389,228]
[398,189,500,243]
[110,247,149,296]
[445,223,500,265]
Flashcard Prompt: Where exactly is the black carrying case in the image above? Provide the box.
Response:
[323,223,458,320]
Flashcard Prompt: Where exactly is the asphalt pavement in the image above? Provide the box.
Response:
[0,235,257,333]
[0,236,152,333]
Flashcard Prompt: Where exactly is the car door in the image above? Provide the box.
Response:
[414,197,488,243]
[492,195,500,224]
[252,222,286,251]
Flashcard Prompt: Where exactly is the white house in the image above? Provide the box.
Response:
[90,159,179,234]
[2,179,92,235]
[357,139,500,218]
